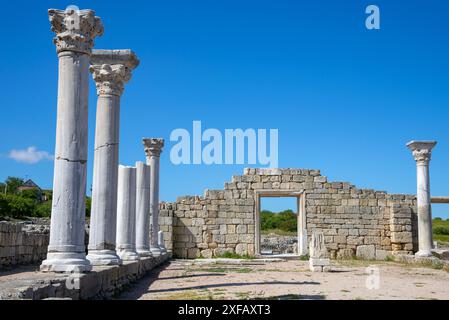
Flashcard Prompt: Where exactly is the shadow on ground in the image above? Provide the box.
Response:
[117,261,321,300]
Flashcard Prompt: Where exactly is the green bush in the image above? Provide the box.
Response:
[4,194,36,218]
[20,188,41,200]
[261,209,297,233]
[34,201,52,217]
[434,226,449,236]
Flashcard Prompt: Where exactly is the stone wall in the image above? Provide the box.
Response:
[162,168,418,259]
[0,222,49,269]
[158,203,174,252]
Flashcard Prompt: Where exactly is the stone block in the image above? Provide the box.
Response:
[336,248,355,260]
[236,225,247,234]
[375,249,392,261]
[356,245,376,260]
[235,243,247,255]
[391,231,412,244]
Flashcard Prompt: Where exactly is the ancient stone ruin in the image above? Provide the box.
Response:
[0,5,448,300]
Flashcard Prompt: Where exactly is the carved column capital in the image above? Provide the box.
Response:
[48,7,103,55]
[407,141,437,165]
[143,138,165,158]
[89,64,129,96]
[90,50,140,96]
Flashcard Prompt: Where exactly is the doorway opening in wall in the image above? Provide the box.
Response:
[255,191,306,258]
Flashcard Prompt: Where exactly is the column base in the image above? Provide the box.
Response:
[87,250,122,266]
[40,252,92,273]
[117,249,140,261]
[136,248,153,257]
[150,246,162,256]
[415,250,433,258]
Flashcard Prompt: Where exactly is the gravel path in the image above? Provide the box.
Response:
[117,259,449,300]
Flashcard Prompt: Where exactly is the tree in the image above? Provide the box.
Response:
[4,194,35,218]
[260,209,297,232]
[21,188,41,200]
[4,177,24,195]
[34,201,52,217]
[85,196,92,217]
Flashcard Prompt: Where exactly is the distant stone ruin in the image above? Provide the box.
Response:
[158,168,420,260]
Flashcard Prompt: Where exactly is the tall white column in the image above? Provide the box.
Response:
[143,138,164,256]
[87,50,139,266]
[41,7,103,273]
[135,161,152,256]
[407,140,437,257]
[116,165,140,261]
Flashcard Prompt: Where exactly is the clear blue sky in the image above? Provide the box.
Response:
[0,1,448,217]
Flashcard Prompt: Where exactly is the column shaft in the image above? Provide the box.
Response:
[149,155,161,255]
[135,162,152,256]
[116,165,139,261]
[87,94,121,265]
[416,163,433,255]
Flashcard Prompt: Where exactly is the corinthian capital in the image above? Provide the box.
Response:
[90,49,140,96]
[406,141,437,164]
[48,6,104,54]
[143,138,165,158]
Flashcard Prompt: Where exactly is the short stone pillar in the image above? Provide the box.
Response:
[407,141,437,257]
[143,138,165,256]
[158,231,167,254]
[87,50,139,266]
[116,165,139,261]
[41,7,103,273]
[309,231,330,272]
[135,161,152,257]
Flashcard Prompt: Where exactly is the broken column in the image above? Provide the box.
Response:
[87,50,139,265]
[309,231,330,272]
[407,141,437,257]
[41,7,103,272]
[135,161,152,257]
[143,138,165,256]
[116,165,140,261]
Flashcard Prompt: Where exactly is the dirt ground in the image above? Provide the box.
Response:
[117,259,449,300]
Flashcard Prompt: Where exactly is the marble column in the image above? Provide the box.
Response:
[407,140,437,257]
[41,7,103,273]
[135,161,152,257]
[143,138,165,256]
[87,50,139,266]
[116,165,140,261]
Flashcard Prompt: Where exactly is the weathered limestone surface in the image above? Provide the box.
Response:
[309,231,330,272]
[0,254,170,300]
[143,138,165,256]
[116,166,139,261]
[159,168,418,259]
[41,8,103,273]
[356,245,376,260]
[87,50,139,266]
[407,141,437,257]
[0,222,49,269]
